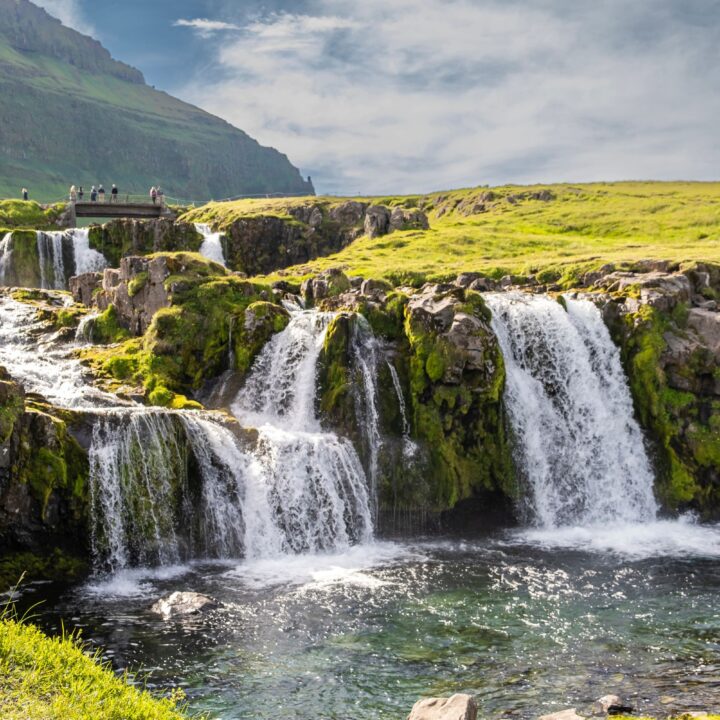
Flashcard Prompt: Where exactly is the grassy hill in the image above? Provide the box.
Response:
[185,181,720,283]
[0,0,313,203]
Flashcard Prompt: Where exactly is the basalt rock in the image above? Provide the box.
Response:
[151,591,219,619]
[407,694,477,720]
[364,205,391,238]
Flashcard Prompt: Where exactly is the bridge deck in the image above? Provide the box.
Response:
[73,202,169,219]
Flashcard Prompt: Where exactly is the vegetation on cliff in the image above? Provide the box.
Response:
[0,200,66,233]
[186,182,720,285]
[0,612,195,720]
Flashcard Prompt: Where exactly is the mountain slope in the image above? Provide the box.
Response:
[0,0,314,202]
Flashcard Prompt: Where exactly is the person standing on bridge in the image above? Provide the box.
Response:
[157,186,164,206]
[78,186,84,201]
[111,184,118,203]
[98,185,106,203]
[90,186,97,202]
[69,185,77,202]
[150,186,157,205]
[21,188,28,201]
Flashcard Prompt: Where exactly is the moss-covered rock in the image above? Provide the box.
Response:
[605,296,720,517]
[0,374,90,569]
[88,218,203,267]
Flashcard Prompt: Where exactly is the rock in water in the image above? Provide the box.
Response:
[407,694,477,720]
[539,710,586,720]
[151,591,218,619]
[593,695,633,716]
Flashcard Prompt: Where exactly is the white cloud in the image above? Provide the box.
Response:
[33,0,95,36]
[177,1,720,194]
[174,18,241,36]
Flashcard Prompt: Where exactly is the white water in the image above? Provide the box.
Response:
[232,309,374,553]
[36,231,65,289]
[195,223,227,267]
[486,292,658,528]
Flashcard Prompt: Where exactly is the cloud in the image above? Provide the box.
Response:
[32,0,95,36]
[177,0,720,194]
[174,18,241,36]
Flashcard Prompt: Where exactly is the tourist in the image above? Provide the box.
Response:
[150,186,157,205]
[157,186,164,206]
[78,186,84,201]
[98,185,106,203]
[111,184,118,203]
[69,185,77,202]
[90,186,97,202]
[21,188,28,201]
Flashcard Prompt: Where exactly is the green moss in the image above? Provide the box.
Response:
[0,200,66,229]
[128,271,149,297]
[91,304,131,344]
[425,350,445,382]
[0,550,87,591]
[0,377,24,444]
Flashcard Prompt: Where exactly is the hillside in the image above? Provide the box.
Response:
[181,181,720,283]
[0,0,314,202]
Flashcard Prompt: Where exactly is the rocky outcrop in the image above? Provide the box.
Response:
[88,218,203,267]
[316,274,515,531]
[182,200,429,276]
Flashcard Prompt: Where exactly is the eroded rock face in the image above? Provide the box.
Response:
[69,272,102,307]
[150,591,218,619]
[95,256,171,335]
[407,694,477,720]
[364,205,391,238]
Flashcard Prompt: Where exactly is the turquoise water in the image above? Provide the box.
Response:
[27,525,720,719]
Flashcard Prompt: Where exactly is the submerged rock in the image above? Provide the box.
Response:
[539,710,585,720]
[150,591,218,619]
[407,694,477,720]
[593,694,633,715]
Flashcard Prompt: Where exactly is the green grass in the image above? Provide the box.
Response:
[0,610,198,720]
[188,182,720,284]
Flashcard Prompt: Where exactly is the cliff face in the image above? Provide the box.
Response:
[0,0,314,201]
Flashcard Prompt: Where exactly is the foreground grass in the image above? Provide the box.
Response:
[0,613,195,720]
[186,182,720,284]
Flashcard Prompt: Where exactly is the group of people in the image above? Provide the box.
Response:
[69,184,120,203]
[149,186,165,205]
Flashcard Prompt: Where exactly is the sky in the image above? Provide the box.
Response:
[33,0,720,195]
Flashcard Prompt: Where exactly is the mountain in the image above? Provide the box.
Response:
[0,0,314,202]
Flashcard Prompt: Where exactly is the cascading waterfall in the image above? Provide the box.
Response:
[0,229,106,289]
[486,292,658,528]
[0,232,13,285]
[70,228,108,275]
[196,223,227,267]
[36,231,65,289]
[232,309,374,551]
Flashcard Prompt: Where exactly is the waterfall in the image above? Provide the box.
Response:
[351,316,383,501]
[75,312,101,343]
[0,230,106,289]
[232,309,374,551]
[36,231,65,289]
[69,228,108,275]
[486,292,658,528]
[196,223,227,267]
[0,233,12,285]
[387,361,417,458]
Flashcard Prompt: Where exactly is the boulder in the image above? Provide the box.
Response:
[360,278,394,298]
[687,308,720,359]
[301,269,351,304]
[364,205,391,238]
[328,200,368,226]
[406,284,461,333]
[69,272,102,307]
[455,272,481,288]
[150,591,218,619]
[407,694,477,720]
[592,695,633,715]
[468,276,499,292]
[389,207,430,232]
[601,271,691,311]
